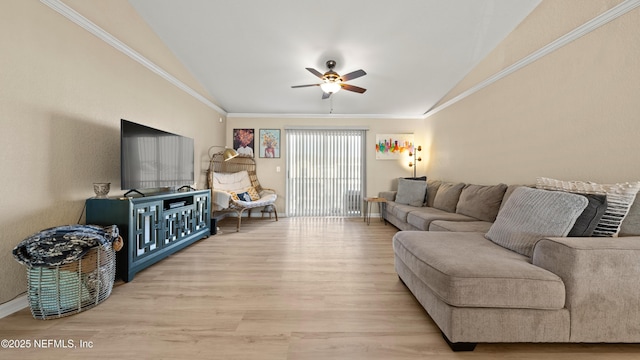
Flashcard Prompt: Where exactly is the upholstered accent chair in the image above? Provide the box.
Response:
[207,152,278,231]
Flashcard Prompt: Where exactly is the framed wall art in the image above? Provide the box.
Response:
[233,128,255,157]
[375,133,415,160]
[259,129,280,158]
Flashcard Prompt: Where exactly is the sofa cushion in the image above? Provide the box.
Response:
[406,207,476,231]
[385,201,419,223]
[393,231,566,309]
[500,185,532,211]
[456,183,508,222]
[426,179,442,207]
[568,194,607,237]
[432,182,465,213]
[621,198,640,236]
[429,220,493,233]
[536,177,640,237]
[213,170,252,193]
[486,187,588,257]
[395,178,427,207]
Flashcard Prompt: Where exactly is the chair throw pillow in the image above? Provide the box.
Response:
[485,187,588,257]
[395,178,427,207]
[536,177,640,237]
[230,187,260,202]
[232,192,253,202]
[246,186,260,201]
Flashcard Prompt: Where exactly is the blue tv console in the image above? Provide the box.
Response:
[86,190,211,282]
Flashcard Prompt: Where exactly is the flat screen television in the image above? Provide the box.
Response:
[121,119,194,191]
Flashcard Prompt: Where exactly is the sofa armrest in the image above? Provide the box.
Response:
[532,236,640,342]
[378,191,397,202]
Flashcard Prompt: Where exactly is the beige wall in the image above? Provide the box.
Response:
[227,117,428,214]
[0,0,223,303]
[426,1,640,185]
[4,0,639,306]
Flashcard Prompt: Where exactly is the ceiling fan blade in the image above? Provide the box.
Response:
[322,92,331,100]
[340,69,366,82]
[306,68,324,79]
[291,84,320,88]
[341,83,367,94]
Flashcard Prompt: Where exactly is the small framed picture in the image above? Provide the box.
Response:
[259,129,280,158]
[233,128,255,157]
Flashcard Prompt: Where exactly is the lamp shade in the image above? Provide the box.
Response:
[320,81,341,94]
[222,148,239,161]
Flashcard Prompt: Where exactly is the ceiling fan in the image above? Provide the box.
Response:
[292,60,367,99]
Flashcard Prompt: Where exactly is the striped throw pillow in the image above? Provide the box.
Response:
[536,177,640,237]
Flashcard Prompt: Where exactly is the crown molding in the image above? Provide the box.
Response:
[227,113,424,120]
[424,0,640,119]
[40,0,227,115]
[41,0,638,121]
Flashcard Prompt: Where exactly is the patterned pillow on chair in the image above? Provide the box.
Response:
[230,187,260,202]
[246,186,260,201]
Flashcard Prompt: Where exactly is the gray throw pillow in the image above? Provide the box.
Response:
[432,182,465,213]
[566,194,607,237]
[485,187,588,257]
[395,178,427,207]
[456,183,508,222]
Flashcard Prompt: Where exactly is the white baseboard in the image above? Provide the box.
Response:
[0,295,28,319]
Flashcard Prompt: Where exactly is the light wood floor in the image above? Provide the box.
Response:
[1,217,639,359]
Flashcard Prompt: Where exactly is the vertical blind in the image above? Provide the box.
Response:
[286,128,366,217]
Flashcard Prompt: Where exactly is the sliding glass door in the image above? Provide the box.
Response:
[286,128,366,217]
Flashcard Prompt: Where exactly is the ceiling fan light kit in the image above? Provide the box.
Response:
[320,81,341,94]
[292,60,367,99]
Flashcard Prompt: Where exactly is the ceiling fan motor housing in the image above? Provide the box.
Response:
[323,60,341,82]
[323,71,341,82]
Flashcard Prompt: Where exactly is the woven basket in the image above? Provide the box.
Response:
[26,243,117,320]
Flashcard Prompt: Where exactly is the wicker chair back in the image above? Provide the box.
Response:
[207,153,263,193]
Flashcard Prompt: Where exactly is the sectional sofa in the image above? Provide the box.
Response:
[380,177,640,351]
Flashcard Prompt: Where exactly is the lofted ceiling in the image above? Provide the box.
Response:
[127,0,541,118]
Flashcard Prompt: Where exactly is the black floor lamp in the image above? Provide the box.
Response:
[408,145,422,178]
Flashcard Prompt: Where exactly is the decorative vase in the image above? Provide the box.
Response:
[93,183,111,198]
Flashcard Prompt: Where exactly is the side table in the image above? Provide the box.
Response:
[363,197,387,225]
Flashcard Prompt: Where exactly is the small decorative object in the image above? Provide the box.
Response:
[409,145,422,178]
[259,129,280,158]
[375,134,415,160]
[93,182,111,198]
[233,128,255,157]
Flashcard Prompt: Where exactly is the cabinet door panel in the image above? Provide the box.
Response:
[194,194,210,231]
[163,206,195,245]
[133,202,162,260]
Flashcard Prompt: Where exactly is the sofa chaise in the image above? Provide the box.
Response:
[380,177,640,351]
